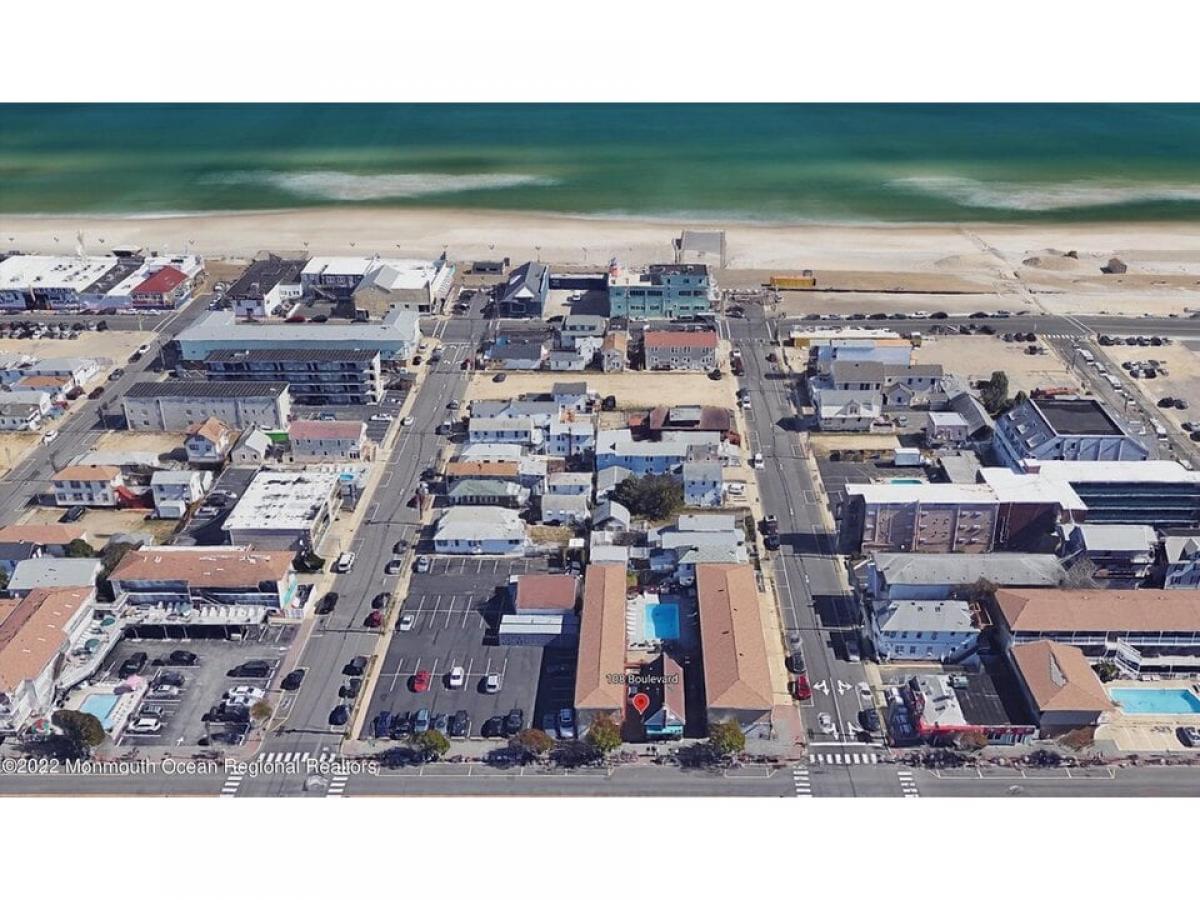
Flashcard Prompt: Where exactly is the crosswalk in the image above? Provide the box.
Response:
[807,751,880,766]
[898,770,920,798]
[220,773,242,798]
[792,765,812,797]
[328,774,349,797]
[257,751,335,765]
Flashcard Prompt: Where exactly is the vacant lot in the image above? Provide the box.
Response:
[19,505,179,545]
[0,432,41,479]
[913,334,1082,395]
[465,368,737,410]
[91,430,184,456]
[0,330,148,369]
[1098,341,1200,433]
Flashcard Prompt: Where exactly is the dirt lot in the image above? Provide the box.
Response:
[913,334,1083,395]
[1096,341,1200,433]
[0,330,149,369]
[19,505,179,545]
[0,432,41,478]
[90,430,184,456]
[465,368,738,410]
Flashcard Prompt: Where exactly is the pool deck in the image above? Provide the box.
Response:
[1095,678,1200,754]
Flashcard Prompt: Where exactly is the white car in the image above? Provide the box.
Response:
[484,673,501,694]
[401,416,414,427]
[398,613,416,632]
[858,682,872,701]
[817,713,836,735]
[752,452,764,469]
[127,714,163,734]
[415,556,431,574]
[42,430,58,444]
[370,413,393,423]
[225,685,266,705]
[448,666,465,689]
[418,342,429,353]
[726,482,746,497]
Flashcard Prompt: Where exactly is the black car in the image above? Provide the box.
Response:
[281,669,305,691]
[393,540,408,555]
[390,711,413,738]
[155,670,185,688]
[763,534,781,551]
[482,715,506,738]
[373,710,393,738]
[168,650,198,666]
[207,703,250,724]
[59,505,86,524]
[707,368,722,380]
[504,708,525,737]
[317,592,339,614]
[118,652,148,678]
[344,656,368,677]
[329,705,350,727]
[340,677,363,700]
[371,592,389,610]
[228,659,272,678]
[449,710,470,738]
[786,651,806,674]
[859,708,881,733]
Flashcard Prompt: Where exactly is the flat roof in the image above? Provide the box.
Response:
[205,348,380,363]
[1033,397,1122,436]
[221,470,340,534]
[1068,523,1157,552]
[8,558,101,592]
[644,330,718,349]
[125,380,288,399]
[876,599,976,634]
[846,482,998,505]
[1022,459,1200,485]
[434,506,525,541]
[0,255,119,292]
[574,564,628,712]
[696,564,773,712]
[514,574,578,612]
[872,552,1066,587]
[179,307,419,350]
[227,257,305,297]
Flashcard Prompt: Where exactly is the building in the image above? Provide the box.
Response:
[640,653,687,740]
[683,459,723,507]
[872,599,980,662]
[696,564,773,736]
[122,381,291,432]
[607,264,715,320]
[994,396,1148,466]
[559,315,608,349]
[596,465,634,501]
[644,329,718,371]
[203,348,383,406]
[109,547,297,609]
[487,339,547,370]
[511,574,578,616]
[0,525,88,556]
[644,405,734,440]
[444,460,523,486]
[50,465,124,508]
[468,416,541,448]
[573,564,629,734]
[547,472,593,496]
[1017,459,1200,529]
[894,672,1036,747]
[0,587,95,734]
[828,361,945,408]
[221,470,341,551]
[0,402,44,432]
[993,587,1200,676]
[857,552,1066,603]
[593,499,631,531]
[813,389,880,431]
[0,255,121,311]
[7,558,102,596]
[0,541,39,577]
[949,391,995,440]
[596,429,737,476]
[926,411,970,445]
[447,479,529,508]
[1009,640,1116,731]
[178,307,420,362]
[130,266,192,309]
[184,417,237,465]
[471,399,561,427]
[498,261,550,318]
[1059,523,1156,587]
[288,420,369,461]
[151,469,212,519]
[231,428,273,466]
[546,419,596,458]
[842,478,1081,555]
[22,357,101,389]
[350,257,454,315]
[433,507,528,555]
[1164,534,1200,589]
[601,332,628,372]
[541,493,591,526]
[227,257,304,319]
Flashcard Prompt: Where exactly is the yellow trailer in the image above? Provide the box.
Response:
[769,273,816,290]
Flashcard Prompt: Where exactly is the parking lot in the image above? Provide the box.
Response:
[97,630,296,748]
[359,555,577,741]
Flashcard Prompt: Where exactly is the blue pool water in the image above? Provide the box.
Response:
[80,694,119,730]
[1109,688,1200,715]
[644,604,681,641]
[890,478,924,485]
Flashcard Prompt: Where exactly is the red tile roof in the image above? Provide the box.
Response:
[133,266,188,295]
[574,564,629,713]
[514,574,578,611]
[696,564,773,713]
[644,330,718,349]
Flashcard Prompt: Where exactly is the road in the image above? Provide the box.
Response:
[780,311,1200,340]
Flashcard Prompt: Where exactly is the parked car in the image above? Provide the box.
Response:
[397,613,416,632]
[384,558,404,575]
[412,707,431,733]
[449,710,470,738]
[365,610,384,628]
[786,651,806,674]
[504,708,525,736]
[281,669,305,691]
[791,675,812,701]
[557,708,576,740]
[483,673,501,694]
[448,666,465,689]
[168,650,198,666]
[329,705,350,727]
[390,712,413,738]
[229,660,273,678]
[482,715,506,738]
[118,652,148,678]
[411,669,432,692]
[59,505,86,523]
[415,556,432,574]
[373,710,394,739]
[371,592,389,610]
[317,592,339,614]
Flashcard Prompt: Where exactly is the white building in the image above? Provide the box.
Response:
[50,465,124,507]
[468,416,542,448]
[872,599,980,662]
[1165,534,1200,589]
[541,493,591,526]
[0,401,44,431]
[926,411,970,445]
[433,507,528,555]
[221,470,341,551]
[151,469,212,519]
[184,417,238,465]
[122,381,291,432]
[228,257,305,319]
[288,420,369,461]
[683,460,724,508]
[546,472,593,496]
[351,258,455,315]
[546,419,595,458]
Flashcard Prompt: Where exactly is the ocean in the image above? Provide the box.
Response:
[2,103,1200,223]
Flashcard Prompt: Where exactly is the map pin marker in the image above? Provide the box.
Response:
[631,692,650,716]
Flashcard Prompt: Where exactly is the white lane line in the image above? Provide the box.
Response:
[898,770,920,798]
[793,766,812,797]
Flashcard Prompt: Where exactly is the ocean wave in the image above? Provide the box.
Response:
[212,170,557,201]
[890,176,1200,211]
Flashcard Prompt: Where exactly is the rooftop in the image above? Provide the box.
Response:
[124,380,288,400]
[696,564,773,712]
[514,574,578,612]
[205,347,380,364]
[996,587,1200,633]
[644,330,718,350]
[8,558,101,592]
[871,552,1067,587]
[133,266,188,295]
[876,599,977,634]
[1067,523,1158,553]
[0,254,119,292]
[179,307,419,350]
[1021,459,1200,485]
[227,257,305,298]
[111,546,294,587]
[288,419,367,442]
[0,587,93,693]
[434,506,525,541]
[574,564,629,712]
[221,470,340,534]
[0,524,86,546]
[51,464,121,483]
[1032,397,1123,437]
[1010,640,1115,714]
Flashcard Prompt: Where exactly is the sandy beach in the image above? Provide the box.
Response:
[4,208,1200,316]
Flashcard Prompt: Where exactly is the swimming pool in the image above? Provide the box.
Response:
[80,693,120,730]
[644,604,680,641]
[890,478,924,485]
[1109,687,1200,715]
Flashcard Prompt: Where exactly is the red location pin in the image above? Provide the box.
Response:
[631,692,650,716]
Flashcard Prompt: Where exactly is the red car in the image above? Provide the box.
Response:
[791,675,812,701]
[411,670,432,693]
[365,610,383,629]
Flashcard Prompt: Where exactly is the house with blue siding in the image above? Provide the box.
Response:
[607,264,715,320]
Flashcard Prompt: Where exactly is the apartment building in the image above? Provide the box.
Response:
[227,257,305,319]
[109,547,298,609]
[607,264,715,320]
[203,348,383,405]
[994,396,1148,466]
[50,465,124,507]
[644,329,718,371]
[122,381,291,432]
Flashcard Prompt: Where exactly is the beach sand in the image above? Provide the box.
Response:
[4,208,1200,315]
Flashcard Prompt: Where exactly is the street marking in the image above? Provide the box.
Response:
[898,770,920,798]
[327,775,349,797]
[220,774,243,797]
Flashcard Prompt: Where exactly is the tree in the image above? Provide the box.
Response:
[64,538,96,558]
[584,713,622,756]
[956,730,989,752]
[411,729,450,761]
[511,728,555,758]
[955,577,998,606]
[250,700,273,724]
[1093,661,1120,683]
[51,710,105,755]
[611,474,684,520]
[707,720,746,758]
[980,370,1011,416]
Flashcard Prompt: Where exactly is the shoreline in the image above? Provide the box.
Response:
[4,207,1200,275]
